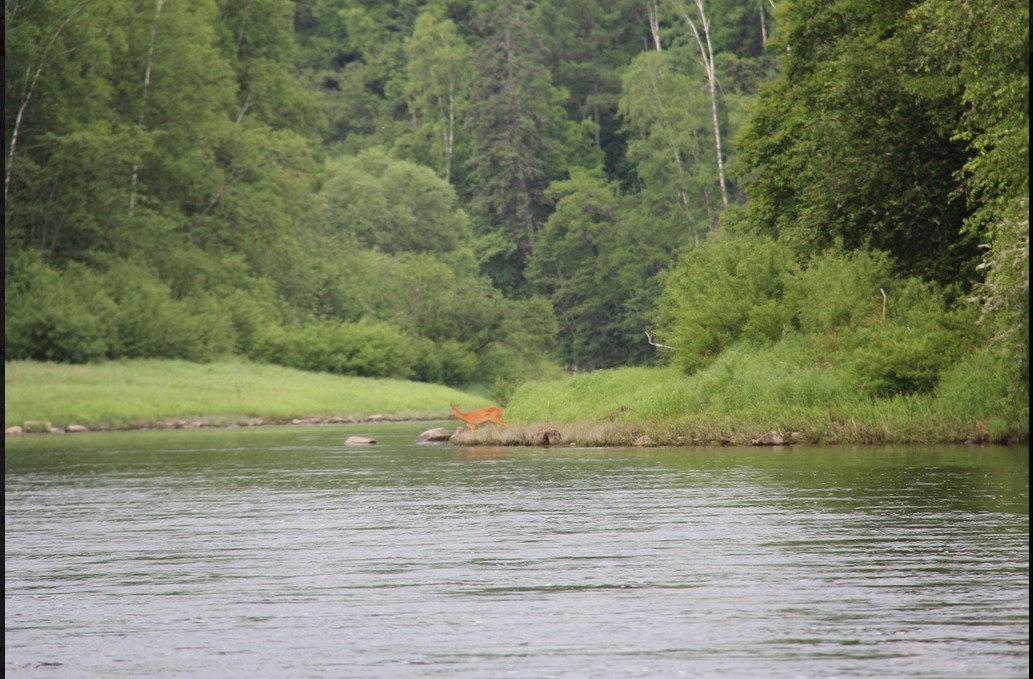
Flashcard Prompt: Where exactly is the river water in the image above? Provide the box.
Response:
[5,423,1029,678]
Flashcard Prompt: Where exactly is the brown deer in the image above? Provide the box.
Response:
[449,403,508,435]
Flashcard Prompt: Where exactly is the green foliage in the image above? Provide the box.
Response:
[786,251,982,397]
[658,240,986,399]
[969,197,1029,393]
[409,337,479,386]
[784,248,895,334]
[505,341,1025,445]
[843,318,966,398]
[320,149,471,254]
[934,349,1021,426]
[912,0,1029,237]
[464,0,585,291]
[535,0,639,175]
[4,253,243,364]
[655,233,791,372]
[5,255,113,363]
[402,6,473,182]
[528,168,672,368]
[728,0,978,284]
[619,50,717,244]
[100,260,233,361]
[506,344,860,427]
[252,319,415,379]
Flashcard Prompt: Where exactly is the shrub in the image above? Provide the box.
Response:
[252,318,417,379]
[655,234,791,373]
[837,278,980,397]
[783,248,896,334]
[5,255,113,362]
[101,260,236,361]
[410,338,480,385]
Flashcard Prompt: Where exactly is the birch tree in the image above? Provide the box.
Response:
[404,8,472,185]
[669,0,729,208]
[4,0,84,208]
[620,51,716,244]
[128,0,165,215]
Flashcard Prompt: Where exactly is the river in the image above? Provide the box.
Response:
[5,423,1029,678]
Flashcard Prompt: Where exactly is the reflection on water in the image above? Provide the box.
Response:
[5,424,1029,678]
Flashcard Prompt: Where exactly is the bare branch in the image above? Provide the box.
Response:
[646,332,677,350]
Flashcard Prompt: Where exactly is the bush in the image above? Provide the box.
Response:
[834,277,978,397]
[5,255,113,362]
[784,248,896,334]
[655,234,791,373]
[655,239,993,399]
[99,259,243,361]
[6,252,252,364]
[252,318,417,379]
[410,338,480,386]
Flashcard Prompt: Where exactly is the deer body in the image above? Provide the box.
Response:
[450,403,508,434]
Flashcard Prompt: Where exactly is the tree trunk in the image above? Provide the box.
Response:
[444,75,456,184]
[129,0,165,215]
[674,0,729,209]
[5,2,84,208]
[647,0,663,52]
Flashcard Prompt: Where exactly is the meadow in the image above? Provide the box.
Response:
[4,359,486,431]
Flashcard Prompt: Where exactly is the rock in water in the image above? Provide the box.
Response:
[417,428,452,443]
[345,436,376,446]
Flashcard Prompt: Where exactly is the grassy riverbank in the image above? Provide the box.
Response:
[6,348,1028,445]
[4,359,488,431]
[495,343,1028,447]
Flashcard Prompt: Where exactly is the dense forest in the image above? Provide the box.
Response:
[5,0,1028,408]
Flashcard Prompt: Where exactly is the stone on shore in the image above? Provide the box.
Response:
[751,431,787,446]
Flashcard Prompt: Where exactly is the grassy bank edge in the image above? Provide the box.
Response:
[4,359,487,434]
[6,356,1029,446]
[488,352,1028,447]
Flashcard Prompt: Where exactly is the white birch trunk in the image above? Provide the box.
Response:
[647,0,663,52]
[444,74,456,185]
[675,0,729,208]
[129,0,165,215]
[5,2,84,207]
[759,3,768,47]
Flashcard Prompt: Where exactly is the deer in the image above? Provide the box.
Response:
[449,403,508,436]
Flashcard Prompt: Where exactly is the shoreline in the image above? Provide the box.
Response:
[6,411,1024,448]
[4,414,444,436]
[5,416,1021,448]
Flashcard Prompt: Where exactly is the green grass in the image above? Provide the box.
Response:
[6,348,1027,446]
[501,343,1028,446]
[5,359,490,430]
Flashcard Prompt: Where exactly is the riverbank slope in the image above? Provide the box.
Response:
[4,359,487,433]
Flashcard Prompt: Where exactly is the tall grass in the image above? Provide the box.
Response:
[504,342,1026,445]
[5,359,487,429]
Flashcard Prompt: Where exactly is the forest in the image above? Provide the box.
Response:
[5,0,1029,417]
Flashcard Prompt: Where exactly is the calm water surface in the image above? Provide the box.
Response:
[5,423,1029,678]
